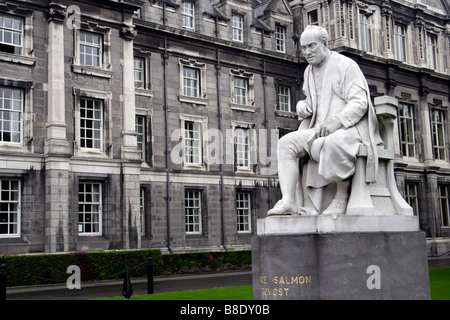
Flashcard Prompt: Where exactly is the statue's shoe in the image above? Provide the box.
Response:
[322,199,347,217]
[267,201,297,216]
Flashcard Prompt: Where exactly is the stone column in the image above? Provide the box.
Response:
[44,3,70,252]
[120,23,140,161]
[120,20,141,249]
[381,1,394,59]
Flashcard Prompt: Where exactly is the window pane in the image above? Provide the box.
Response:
[78,182,102,234]
[185,190,201,234]
[80,98,102,150]
[0,87,22,144]
[0,179,20,236]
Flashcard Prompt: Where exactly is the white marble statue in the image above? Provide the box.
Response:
[268,25,383,216]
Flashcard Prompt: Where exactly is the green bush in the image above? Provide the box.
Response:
[2,249,250,287]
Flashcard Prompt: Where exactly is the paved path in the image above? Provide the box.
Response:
[5,270,253,300]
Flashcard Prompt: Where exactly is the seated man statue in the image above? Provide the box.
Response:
[268,25,383,216]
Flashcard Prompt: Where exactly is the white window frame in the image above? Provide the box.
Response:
[426,32,438,70]
[72,25,112,78]
[430,108,447,161]
[398,102,416,158]
[277,85,291,112]
[234,76,248,105]
[405,182,419,217]
[185,189,202,234]
[134,50,152,95]
[236,192,251,233]
[0,179,20,238]
[79,97,103,151]
[438,185,450,227]
[0,13,23,55]
[179,59,207,104]
[307,10,319,26]
[275,26,286,53]
[181,1,195,30]
[232,121,256,173]
[359,12,373,53]
[177,114,208,170]
[136,115,146,160]
[394,23,407,62]
[230,69,255,112]
[184,120,202,166]
[78,182,102,236]
[0,86,23,145]
[235,127,250,170]
[79,30,102,68]
[0,8,35,66]
[232,14,243,43]
[183,67,199,98]
[73,88,112,158]
[134,56,145,89]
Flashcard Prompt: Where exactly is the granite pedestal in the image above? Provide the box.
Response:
[252,215,430,300]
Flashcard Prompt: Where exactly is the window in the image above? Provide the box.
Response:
[307,10,318,26]
[235,128,250,170]
[236,192,251,233]
[277,86,291,112]
[80,98,103,150]
[430,108,446,161]
[359,13,373,53]
[0,13,23,55]
[79,31,102,68]
[439,185,450,227]
[181,1,195,30]
[0,179,20,237]
[134,57,145,89]
[394,23,407,62]
[0,87,22,144]
[234,77,248,105]
[232,15,243,42]
[184,120,202,165]
[139,187,145,235]
[230,70,255,111]
[398,103,416,158]
[183,67,199,98]
[426,33,437,70]
[275,26,286,53]
[185,190,202,234]
[78,182,102,235]
[405,183,419,216]
[136,115,146,160]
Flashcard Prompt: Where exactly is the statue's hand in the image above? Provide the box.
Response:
[296,101,312,119]
[318,116,342,137]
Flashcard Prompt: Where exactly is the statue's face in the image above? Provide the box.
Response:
[300,31,328,66]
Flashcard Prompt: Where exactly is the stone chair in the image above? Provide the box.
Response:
[346,95,413,216]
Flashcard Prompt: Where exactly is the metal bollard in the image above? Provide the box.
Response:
[0,256,6,300]
[122,269,133,300]
[147,255,154,294]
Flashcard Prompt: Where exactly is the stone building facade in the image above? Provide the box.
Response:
[0,0,448,255]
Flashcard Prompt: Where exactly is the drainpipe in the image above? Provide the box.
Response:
[262,57,271,210]
[214,17,228,251]
[162,3,173,254]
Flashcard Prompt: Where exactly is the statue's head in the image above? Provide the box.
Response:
[300,25,330,66]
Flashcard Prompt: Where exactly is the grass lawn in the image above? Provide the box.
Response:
[98,285,253,300]
[429,267,450,300]
[98,268,450,300]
